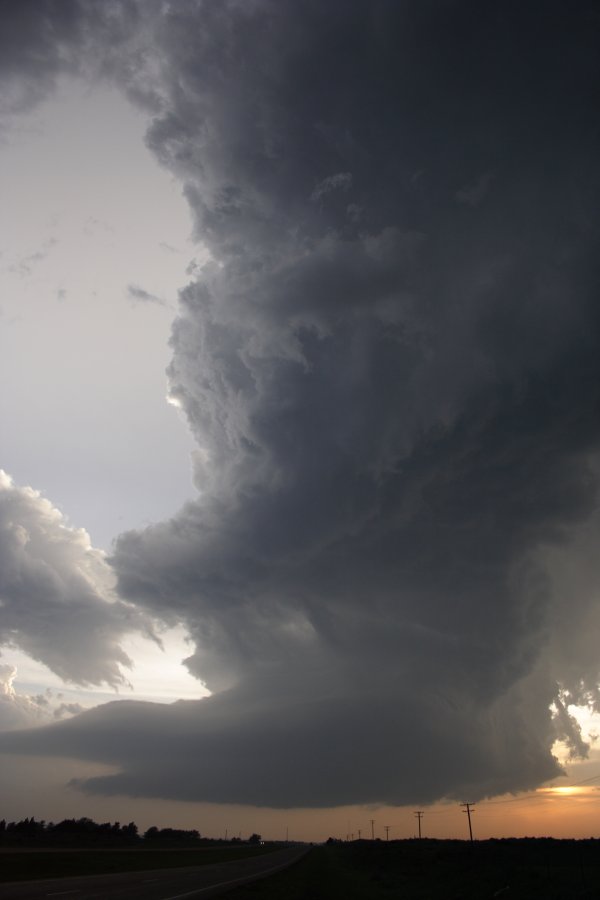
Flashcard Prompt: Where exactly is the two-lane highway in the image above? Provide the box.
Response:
[1,845,309,899]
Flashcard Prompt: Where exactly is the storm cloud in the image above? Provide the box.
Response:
[2,0,600,808]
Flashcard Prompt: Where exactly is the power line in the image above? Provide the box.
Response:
[359,769,600,843]
[567,772,600,787]
[479,770,600,808]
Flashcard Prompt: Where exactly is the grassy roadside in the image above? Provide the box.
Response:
[224,841,600,900]
[0,844,276,883]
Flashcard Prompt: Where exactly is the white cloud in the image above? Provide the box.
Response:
[0,664,87,731]
[0,664,50,730]
[0,471,146,687]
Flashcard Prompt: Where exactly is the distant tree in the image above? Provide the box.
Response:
[144,826,200,844]
[247,833,262,844]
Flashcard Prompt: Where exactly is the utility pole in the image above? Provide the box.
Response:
[358,828,362,840]
[370,819,375,841]
[384,825,391,841]
[414,811,424,839]
[460,803,475,842]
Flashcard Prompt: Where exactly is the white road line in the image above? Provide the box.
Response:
[46,892,81,897]
[161,855,302,900]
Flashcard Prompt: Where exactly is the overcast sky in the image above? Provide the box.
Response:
[2,0,600,840]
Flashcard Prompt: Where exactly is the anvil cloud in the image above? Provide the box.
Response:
[2,0,600,810]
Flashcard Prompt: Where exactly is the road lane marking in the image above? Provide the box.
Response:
[161,851,308,900]
[46,892,81,897]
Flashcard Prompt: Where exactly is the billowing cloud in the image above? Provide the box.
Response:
[54,701,86,719]
[0,664,86,731]
[0,471,144,687]
[0,664,49,731]
[2,0,600,809]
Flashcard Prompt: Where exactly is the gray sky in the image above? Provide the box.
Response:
[2,0,600,836]
[0,78,198,551]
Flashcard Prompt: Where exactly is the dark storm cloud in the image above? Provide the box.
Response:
[0,0,158,127]
[0,0,83,118]
[0,680,560,808]
[3,0,600,808]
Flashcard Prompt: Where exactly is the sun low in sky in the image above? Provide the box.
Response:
[1,0,600,842]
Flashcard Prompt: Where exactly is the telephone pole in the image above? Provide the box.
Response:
[460,803,475,842]
[414,811,424,839]
[370,819,375,841]
[384,825,391,841]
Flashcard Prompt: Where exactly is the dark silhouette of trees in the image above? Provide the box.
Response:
[143,825,200,845]
[0,816,266,848]
[0,817,142,847]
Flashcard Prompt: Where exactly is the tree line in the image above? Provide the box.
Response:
[0,817,261,847]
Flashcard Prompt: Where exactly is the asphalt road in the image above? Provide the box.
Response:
[0,845,309,899]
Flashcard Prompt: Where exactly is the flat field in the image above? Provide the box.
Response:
[225,839,600,899]
[0,844,274,883]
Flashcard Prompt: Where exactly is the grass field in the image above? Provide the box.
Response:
[4,838,600,897]
[225,840,600,899]
[0,844,275,883]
